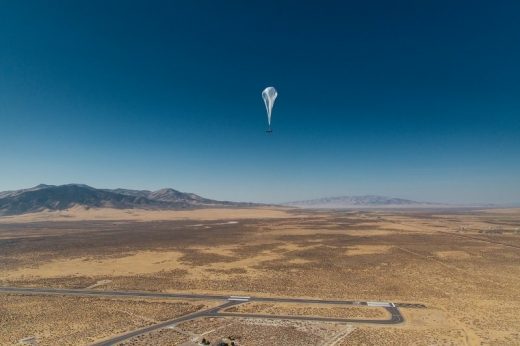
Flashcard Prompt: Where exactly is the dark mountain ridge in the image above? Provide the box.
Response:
[0,184,253,216]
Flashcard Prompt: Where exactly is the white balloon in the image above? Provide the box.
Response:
[262,86,277,131]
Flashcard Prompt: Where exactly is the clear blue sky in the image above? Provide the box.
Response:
[1,1,519,204]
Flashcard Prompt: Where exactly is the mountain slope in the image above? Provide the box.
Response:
[0,184,251,216]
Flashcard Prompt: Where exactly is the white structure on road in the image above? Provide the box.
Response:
[367,301,394,307]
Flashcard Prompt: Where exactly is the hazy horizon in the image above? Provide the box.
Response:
[0,182,516,206]
[1,1,519,204]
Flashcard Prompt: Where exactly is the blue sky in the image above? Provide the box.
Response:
[1,1,519,204]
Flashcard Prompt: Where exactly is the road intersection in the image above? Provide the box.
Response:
[0,286,422,345]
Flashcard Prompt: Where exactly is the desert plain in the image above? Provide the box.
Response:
[1,207,519,345]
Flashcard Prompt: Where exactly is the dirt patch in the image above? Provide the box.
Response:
[345,245,393,256]
[435,251,471,259]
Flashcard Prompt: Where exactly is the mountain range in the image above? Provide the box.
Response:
[0,184,253,216]
[0,185,497,216]
[284,195,446,209]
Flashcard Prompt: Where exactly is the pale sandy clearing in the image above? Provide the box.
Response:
[287,258,314,265]
[346,245,392,256]
[1,246,290,280]
[1,251,184,279]
[0,206,295,223]
[435,251,471,259]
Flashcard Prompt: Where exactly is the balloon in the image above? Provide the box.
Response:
[262,86,277,131]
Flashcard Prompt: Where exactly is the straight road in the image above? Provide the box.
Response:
[0,286,229,301]
[0,286,394,307]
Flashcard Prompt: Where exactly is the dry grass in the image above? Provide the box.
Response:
[345,245,393,256]
[119,328,190,345]
[0,294,212,346]
[341,326,467,346]
[225,302,388,319]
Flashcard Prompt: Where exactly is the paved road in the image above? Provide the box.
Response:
[0,286,230,301]
[0,286,394,307]
[214,306,404,324]
[0,286,408,345]
[90,301,241,346]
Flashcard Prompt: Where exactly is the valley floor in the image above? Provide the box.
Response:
[1,207,519,345]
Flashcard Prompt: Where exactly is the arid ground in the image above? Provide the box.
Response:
[1,207,519,345]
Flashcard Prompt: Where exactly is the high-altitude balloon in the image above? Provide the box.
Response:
[262,86,277,132]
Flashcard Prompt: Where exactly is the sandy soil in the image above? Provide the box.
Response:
[345,245,393,256]
[435,250,471,259]
[0,206,295,223]
[2,250,185,279]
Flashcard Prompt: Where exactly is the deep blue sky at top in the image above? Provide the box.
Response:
[1,1,519,203]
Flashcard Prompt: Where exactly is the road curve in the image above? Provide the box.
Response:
[213,306,403,324]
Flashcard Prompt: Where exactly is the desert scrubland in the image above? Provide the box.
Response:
[0,294,213,345]
[1,207,519,345]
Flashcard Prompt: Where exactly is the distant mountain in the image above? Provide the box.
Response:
[0,184,254,216]
[284,195,442,209]
[148,188,211,204]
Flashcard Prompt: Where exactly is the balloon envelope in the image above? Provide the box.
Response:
[262,86,277,127]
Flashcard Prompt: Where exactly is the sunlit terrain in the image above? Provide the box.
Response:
[1,207,519,345]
